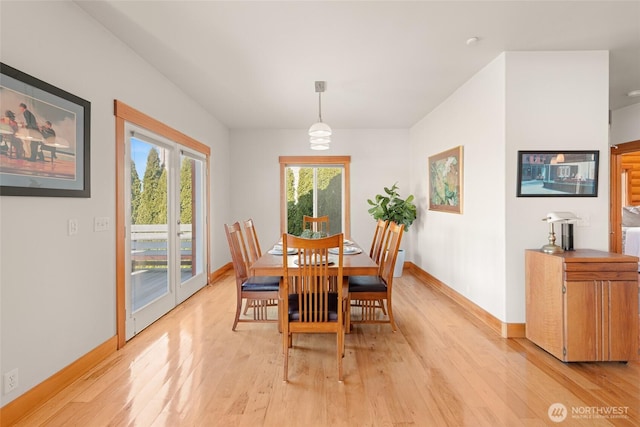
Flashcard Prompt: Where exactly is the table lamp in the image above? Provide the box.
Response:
[541,212,579,254]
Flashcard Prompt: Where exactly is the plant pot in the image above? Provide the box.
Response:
[393,249,405,277]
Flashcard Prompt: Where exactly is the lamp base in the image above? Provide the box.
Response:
[542,243,564,254]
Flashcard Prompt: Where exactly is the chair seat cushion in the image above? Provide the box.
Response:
[288,292,339,321]
[242,275,280,292]
[349,275,387,292]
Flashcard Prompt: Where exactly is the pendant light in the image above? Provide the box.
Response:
[309,81,331,150]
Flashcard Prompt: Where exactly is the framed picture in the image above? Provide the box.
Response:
[0,63,90,197]
[429,145,463,213]
[516,150,599,197]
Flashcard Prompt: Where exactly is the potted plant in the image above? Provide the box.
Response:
[367,182,417,276]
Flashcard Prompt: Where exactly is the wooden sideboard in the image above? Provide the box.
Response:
[525,249,639,362]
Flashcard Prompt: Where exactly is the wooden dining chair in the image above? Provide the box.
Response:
[242,218,278,315]
[224,222,280,331]
[281,232,345,382]
[351,219,389,315]
[346,221,404,332]
[302,215,330,236]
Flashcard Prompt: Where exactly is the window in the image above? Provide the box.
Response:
[279,156,350,237]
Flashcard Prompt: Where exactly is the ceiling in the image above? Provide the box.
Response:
[75,1,640,130]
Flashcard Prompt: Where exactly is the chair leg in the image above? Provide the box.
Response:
[243,298,254,315]
[387,298,397,332]
[337,330,343,382]
[378,299,387,315]
[232,296,242,331]
[345,294,352,333]
[283,329,289,382]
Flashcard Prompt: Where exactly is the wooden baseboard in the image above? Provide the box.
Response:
[0,336,117,427]
[405,263,525,338]
[209,262,232,284]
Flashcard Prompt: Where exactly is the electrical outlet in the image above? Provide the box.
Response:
[68,218,79,236]
[94,216,110,232]
[4,369,18,394]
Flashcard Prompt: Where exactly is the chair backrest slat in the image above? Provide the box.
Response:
[370,219,389,263]
[243,218,262,264]
[379,222,404,288]
[224,222,250,286]
[302,215,330,235]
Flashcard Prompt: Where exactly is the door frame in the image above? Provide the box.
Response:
[115,100,211,349]
[609,139,640,253]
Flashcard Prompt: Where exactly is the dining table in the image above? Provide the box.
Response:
[249,237,379,332]
[251,238,378,277]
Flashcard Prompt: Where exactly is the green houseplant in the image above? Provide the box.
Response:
[367,182,417,231]
[367,183,417,277]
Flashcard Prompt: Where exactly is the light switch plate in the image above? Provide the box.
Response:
[94,216,110,232]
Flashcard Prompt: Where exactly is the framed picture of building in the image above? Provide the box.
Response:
[516,150,599,197]
[0,63,91,197]
[429,145,463,213]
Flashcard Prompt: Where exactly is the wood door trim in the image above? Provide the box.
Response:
[114,100,210,348]
[610,139,640,253]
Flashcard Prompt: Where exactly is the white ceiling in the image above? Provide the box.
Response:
[75,1,640,130]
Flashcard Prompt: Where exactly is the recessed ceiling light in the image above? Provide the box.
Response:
[627,90,640,97]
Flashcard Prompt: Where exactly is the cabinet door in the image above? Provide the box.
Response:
[607,280,639,361]
[564,281,599,361]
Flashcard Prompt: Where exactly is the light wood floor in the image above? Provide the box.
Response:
[13,271,640,426]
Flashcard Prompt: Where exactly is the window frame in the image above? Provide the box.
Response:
[279,156,351,238]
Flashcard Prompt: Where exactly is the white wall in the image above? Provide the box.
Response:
[504,51,610,322]
[0,1,230,406]
[409,55,507,320]
[409,51,610,325]
[229,129,410,248]
[611,103,640,145]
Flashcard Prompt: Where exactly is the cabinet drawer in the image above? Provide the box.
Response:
[564,262,638,281]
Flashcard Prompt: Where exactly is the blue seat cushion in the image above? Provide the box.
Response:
[348,275,387,293]
[288,292,339,321]
[241,275,280,292]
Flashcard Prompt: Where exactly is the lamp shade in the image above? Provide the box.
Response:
[310,135,330,150]
[308,122,332,137]
[543,211,579,223]
[310,142,330,151]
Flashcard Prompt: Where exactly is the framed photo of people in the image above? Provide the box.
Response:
[0,63,91,197]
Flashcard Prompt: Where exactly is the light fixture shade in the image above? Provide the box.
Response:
[310,135,330,144]
[308,81,331,150]
[308,121,332,137]
[310,141,330,150]
[310,135,330,150]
